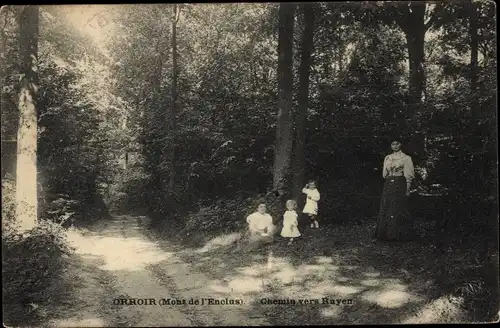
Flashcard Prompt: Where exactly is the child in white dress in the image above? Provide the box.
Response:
[302,180,320,228]
[281,200,301,245]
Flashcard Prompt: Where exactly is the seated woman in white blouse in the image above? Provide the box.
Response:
[375,139,415,241]
[246,201,276,240]
[234,200,276,252]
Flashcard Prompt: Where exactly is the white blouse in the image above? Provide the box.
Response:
[246,212,273,232]
[382,151,415,183]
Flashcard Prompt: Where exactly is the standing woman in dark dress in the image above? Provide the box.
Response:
[375,139,415,241]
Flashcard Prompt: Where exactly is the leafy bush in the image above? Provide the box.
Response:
[1,175,16,232]
[42,195,81,226]
[105,169,150,214]
[184,197,257,234]
[2,219,73,324]
[2,176,74,325]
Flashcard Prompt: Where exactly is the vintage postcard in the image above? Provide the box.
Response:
[1,2,498,326]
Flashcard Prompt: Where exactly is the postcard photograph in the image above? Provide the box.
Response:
[1,2,498,326]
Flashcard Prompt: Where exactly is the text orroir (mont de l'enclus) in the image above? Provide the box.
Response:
[113,298,244,306]
[113,297,354,306]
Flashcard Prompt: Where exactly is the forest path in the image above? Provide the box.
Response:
[145,217,467,325]
[48,215,267,327]
[48,214,465,327]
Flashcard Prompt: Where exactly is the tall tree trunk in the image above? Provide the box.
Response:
[292,4,314,202]
[404,3,426,111]
[122,116,128,170]
[168,4,179,193]
[406,34,425,106]
[143,26,166,207]
[405,28,425,129]
[395,1,427,154]
[16,5,39,231]
[273,3,295,201]
[469,0,479,93]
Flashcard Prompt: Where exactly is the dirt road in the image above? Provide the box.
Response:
[47,215,465,327]
[49,215,268,327]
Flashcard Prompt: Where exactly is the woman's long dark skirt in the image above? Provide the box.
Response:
[375,176,411,241]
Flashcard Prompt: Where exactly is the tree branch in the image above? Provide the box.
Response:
[175,6,181,23]
[424,1,446,32]
[1,7,12,31]
[424,12,438,31]
[390,3,411,34]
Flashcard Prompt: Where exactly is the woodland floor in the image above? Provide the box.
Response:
[30,214,486,326]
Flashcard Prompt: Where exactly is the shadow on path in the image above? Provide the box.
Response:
[48,215,269,327]
[146,219,469,325]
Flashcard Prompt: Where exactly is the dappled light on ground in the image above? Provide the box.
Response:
[228,277,265,294]
[312,284,364,296]
[400,295,465,324]
[361,279,382,286]
[270,267,298,285]
[314,256,334,264]
[52,317,105,327]
[363,271,381,278]
[296,263,332,276]
[195,232,241,253]
[320,306,343,318]
[208,282,233,294]
[337,276,352,282]
[236,263,267,277]
[362,290,415,309]
[47,215,474,326]
[161,220,466,325]
[66,230,173,272]
[55,216,269,326]
[192,242,424,322]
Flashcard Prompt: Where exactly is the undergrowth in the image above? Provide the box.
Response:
[2,176,75,326]
[150,195,271,247]
[148,191,498,323]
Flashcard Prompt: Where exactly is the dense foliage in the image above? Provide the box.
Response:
[108,2,497,321]
[2,7,115,324]
[2,7,119,223]
[2,174,73,325]
[106,2,496,231]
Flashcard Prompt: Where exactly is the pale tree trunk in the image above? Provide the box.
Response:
[168,4,180,193]
[292,4,314,202]
[16,5,39,231]
[273,3,295,201]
